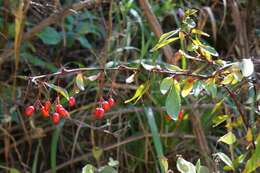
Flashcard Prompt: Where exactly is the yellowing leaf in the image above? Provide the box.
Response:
[151,37,179,52]
[76,73,85,91]
[45,83,69,100]
[218,132,236,145]
[191,29,210,37]
[125,82,150,103]
[212,115,230,127]
[158,29,180,43]
[181,80,194,97]
[92,147,103,162]
[159,157,168,173]
[221,74,234,85]
[246,128,253,142]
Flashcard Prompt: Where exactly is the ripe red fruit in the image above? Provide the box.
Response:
[165,114,172,121]
[52,113,60,125]
[68,96,76,107]
[25,106,35,116]
[108,98,115,107]
[44,100,51,112]
[55,104,63,113]
[40,106,49,118]
[102,101,110,111]
[187,78,194,83]
[58,108,70,118]
[94,107,105,119]
[178,110,184,121]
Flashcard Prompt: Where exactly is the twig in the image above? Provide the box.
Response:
[26,65,214,84]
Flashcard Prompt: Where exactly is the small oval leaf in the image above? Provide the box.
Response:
[45,83,69,100]
[160,77,173,95]
[76,73,85,91]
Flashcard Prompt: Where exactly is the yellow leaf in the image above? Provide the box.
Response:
[125,81,150,103]
[246,128,253,142]
[181,80,194,97]
[221,74,234,85]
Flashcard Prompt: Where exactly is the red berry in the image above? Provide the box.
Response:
[44,100,52,112]
[52,112,60,125]
[108,98,115,107]
[165,114,172,121]
[102,101,110,111]
[68,96,76,107]
[40,106,49,118]
[94,107,105,119]
[25,106,35,116]
[55,104,63,113]
[58,108,70,118]
[178,110,184,121]
[187,77,194,83]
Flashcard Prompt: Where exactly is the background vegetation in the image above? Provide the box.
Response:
[0,0,259,172]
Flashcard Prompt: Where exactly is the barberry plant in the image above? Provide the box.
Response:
[24,9,258,173]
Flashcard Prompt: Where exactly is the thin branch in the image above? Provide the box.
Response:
[27,65,214,84]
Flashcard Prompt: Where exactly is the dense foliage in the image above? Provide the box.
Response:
[0,0,260,173]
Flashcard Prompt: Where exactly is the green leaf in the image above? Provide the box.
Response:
[99,166,117,173]
[165,64,183,71]
[198,166,210,173]
[213,152,234,170]
[82,164,95,173]
[125,81,150,103]
[160,77,173,95]
[141,63,156,70]
[176,157,196,173]
[145,107,164,172]
[218,132,236,145]
[10,169,20,173]
[76,73,85,91]
[108,158,119,167]
[212,115,230,127]
[166,81,181,120]
[51,127,62,173]
[199,45,219,57]
[38,27,61,45]
[92,147,103,162]
[78,36,92,49]
[183,17,196,29]
[151,37,179,52]
[45,83,69,100]
[158,29,180,43]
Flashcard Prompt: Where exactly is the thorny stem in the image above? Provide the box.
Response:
[224,86,256,149]
[27,64,217,84]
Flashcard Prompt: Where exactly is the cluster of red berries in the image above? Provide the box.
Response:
[24,96,76,125]
[165,110,184,121]
[93,98,115,119]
